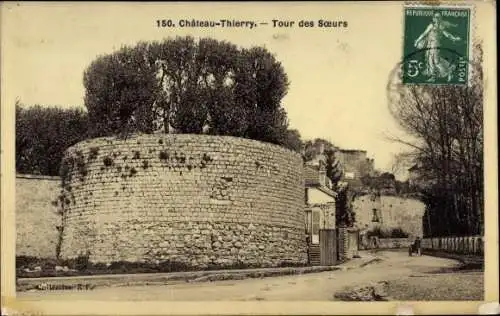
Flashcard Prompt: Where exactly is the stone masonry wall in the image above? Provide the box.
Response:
[58,134,307,268]
[353,195,425,238]
[16,175,60,258]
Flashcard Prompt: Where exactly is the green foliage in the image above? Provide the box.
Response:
[303,138,338,162]
[335,184,356,227]
[74,153,87,179]
[282,129,303,153]
[15,102,89,176]
[303,138,344,188]
[83,42,157,138]
[390,43,484,237]
[17,255,309,278]
[390,227,409,238]
[366,227,409,238]
[159,150,169,160]
[82,36,299,151]
[102,156,113,167]
[129,167,137,176]
[325,149,343,188]
[88,147,100,160]
[360,172,398,194]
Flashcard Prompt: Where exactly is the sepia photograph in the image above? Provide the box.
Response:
[1,1,498,315]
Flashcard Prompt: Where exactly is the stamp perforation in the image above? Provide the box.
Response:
[402,2,475,85]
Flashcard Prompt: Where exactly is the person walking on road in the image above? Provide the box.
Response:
[415,236,422,256]
[409,236,422,256]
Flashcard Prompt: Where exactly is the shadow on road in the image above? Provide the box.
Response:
[426,262,484,274]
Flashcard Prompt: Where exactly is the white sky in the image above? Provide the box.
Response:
[2,2,491,177]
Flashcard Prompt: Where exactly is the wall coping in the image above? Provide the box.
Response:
[65,133,303,159]
[16,174,60,181]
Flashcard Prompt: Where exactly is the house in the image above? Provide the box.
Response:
[407,163,434,189]
[304,162,337,244]
[408,164,421,188]
[303,158,338,265]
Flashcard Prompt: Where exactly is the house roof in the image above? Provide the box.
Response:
[316,185,338,198]
[338,149,367,154]
[304,165,337,198]
[408,164,421,172]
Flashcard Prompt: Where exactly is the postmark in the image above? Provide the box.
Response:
[402,5,472,85]
[386,47,482,118]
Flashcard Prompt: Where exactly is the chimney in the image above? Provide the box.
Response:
[319,143,325,154]
[319,162,327,187]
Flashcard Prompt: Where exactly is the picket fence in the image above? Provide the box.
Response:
[421,235,484,255]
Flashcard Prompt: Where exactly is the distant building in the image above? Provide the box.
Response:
[335,149,374,188]
[408,164,420,187]
[407,163,433,189]
[353,194,426,238]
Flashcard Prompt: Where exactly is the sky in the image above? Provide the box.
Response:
[3,1,489,178]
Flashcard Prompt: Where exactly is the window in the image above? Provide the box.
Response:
[312,211,320,234]
[304,210,312,234]
[372,209,380,222]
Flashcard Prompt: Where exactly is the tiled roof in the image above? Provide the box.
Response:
[317,185,338,198]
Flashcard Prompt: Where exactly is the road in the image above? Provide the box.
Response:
[17,250,483,301]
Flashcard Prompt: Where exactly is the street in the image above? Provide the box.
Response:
[17,250,483,301]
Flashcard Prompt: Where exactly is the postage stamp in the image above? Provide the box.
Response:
[402,5,472,85]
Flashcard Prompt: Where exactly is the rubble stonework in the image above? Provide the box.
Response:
[16,175,60,258]
[58,134,307,267]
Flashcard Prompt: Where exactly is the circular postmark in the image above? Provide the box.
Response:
[386,46,482,120]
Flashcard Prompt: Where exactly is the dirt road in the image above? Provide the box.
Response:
[17,250,483,301]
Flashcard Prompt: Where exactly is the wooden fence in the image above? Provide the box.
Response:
[421,236,484,255]
[319,229,337,266]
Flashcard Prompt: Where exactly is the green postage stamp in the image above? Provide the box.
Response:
[403,5,472,85]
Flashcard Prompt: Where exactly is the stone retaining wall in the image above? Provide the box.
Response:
[353,195,425,238]
[58,134,307,268]
[16,175,60,258]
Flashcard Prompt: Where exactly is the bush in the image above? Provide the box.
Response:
[390,227,409,238]
[15,103,89,176]
[16,255,312,279]
[366,227,409,238]
[102,156,113,166]
[366,227,389,238]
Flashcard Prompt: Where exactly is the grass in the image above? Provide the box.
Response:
[16,255,310,278]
